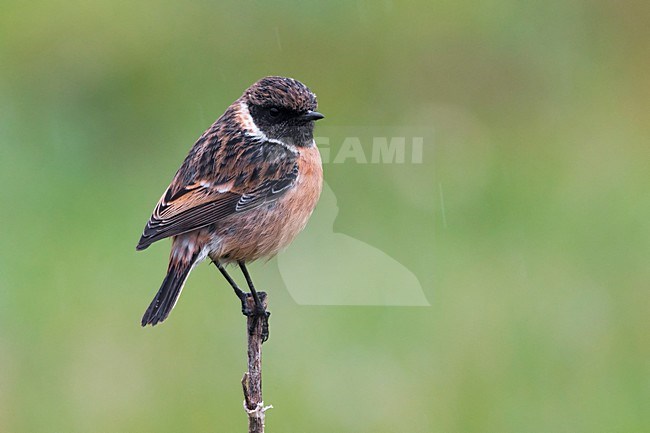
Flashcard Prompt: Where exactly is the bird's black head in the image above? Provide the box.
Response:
[242,76,324,147]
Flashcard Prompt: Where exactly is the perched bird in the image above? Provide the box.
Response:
[136,76,324,339]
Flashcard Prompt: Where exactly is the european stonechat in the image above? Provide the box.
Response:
[136,76,324,340]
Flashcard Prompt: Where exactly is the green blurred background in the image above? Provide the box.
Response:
[1,1,648,432]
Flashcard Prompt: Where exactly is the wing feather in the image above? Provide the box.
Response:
[136,136,298,250]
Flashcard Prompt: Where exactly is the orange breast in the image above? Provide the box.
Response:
[212,144,323,262]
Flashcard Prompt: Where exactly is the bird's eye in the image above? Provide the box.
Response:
[269,107,280,118]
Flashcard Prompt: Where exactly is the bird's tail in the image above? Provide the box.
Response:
[141,252,199,327]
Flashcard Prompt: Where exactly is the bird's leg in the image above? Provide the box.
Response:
[238,261,270,342]
[213,260,251,317]
[237,261,264,312]
[213,260,269,341]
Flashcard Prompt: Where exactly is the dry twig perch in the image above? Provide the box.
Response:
[241,293,272,432]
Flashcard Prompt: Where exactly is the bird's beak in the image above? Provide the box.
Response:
[301,110,325,121]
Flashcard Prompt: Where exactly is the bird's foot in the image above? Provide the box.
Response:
[239,292,270,343]
[250,309,270,343]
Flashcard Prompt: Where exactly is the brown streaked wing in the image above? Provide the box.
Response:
[136,140,298,250]
[136,187,240,250]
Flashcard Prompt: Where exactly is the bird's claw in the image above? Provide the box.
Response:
[248,310,270,343]
[240,293,270,343]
